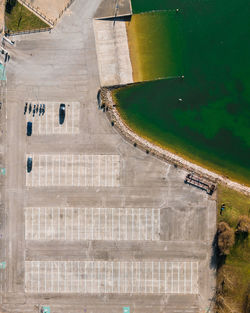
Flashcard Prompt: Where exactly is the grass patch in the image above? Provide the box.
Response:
[216,185,250,312]
[217,185,250,228]
[5,1,48,33]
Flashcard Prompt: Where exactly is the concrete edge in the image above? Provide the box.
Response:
[94,0,132,20]
[101,88,250,196]
[94,13,132,20]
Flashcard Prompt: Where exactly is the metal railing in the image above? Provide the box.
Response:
[17,0,76,27]
[56,0,76,21]
[17,0,54,26]
[5,26,51,36]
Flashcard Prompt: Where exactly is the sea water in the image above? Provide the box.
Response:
[114,0,250,184]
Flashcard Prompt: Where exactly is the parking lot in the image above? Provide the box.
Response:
[25,261,198,294]
[26,154,120,187]
[25,207,161,241]
[25,102,80,135]
[2,0,216,312]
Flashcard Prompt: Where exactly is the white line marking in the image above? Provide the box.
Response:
[112,208,114,240]
[85,208,86,240]
[78,155,80,187]
[45,155,48,185]
[165,262,167,293]
[92,208,94,240]
[71,207,73,241]
[72,155,74,186]
[52,208,54,240]
[85,262,87,292]
[191,262,193,294]
[178,262,180,293]
[158,208,160,237]
[38,155,41,186]
[139,208,141,240]
[184,262,186,294]
[65,207,66,240]
[59,155,61,185]
[152,261,153,293]
[104,262,106,293]
[58,208,60,240]
[45,262,47,292]
[172,263,173,293]
[78,208,80,240]
[45,207,47,240]
[132,208,134,240]
[31,208,34,240]
[158,261,160,293]
[152,208,154,240]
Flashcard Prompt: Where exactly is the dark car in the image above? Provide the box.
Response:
[59,103,66,125]
[27,121,32,136]
[27,157,32,173]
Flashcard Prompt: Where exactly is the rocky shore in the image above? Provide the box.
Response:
[101,87,250,196]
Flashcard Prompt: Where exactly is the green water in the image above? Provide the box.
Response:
[115,0,250,184]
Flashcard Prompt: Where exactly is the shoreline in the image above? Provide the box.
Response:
[101,88,250,196]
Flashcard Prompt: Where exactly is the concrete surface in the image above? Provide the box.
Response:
[93,18,133,86]
[25,102,80,135]
[25,207,161,240]
[0,0,216,312]
[25,154,120,187]
[94,0,132,19]
[25,260,199,294]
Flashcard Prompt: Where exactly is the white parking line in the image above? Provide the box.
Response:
[26,154,120,187]
[25,207,161,241]
[26,102,80,135]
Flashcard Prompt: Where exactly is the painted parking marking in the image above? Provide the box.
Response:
[25,261,199,294]
[25,207,161,241]
[25,102,80,135]
[25,154,120,187]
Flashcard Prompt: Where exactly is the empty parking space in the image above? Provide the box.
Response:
[25,261,198,294]
[25,207,161,241]
[26,154,120,187]
[25,102,80,135]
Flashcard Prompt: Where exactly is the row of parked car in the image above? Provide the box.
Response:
[26,103,66,172]
[24,103,46,117]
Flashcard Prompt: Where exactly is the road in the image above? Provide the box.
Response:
[0,0,216,312]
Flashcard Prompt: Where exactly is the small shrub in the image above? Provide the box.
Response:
[217,222,235,255]
[243,286,250,313]
[237,216,250,234]
[6,0,17,14]
[133,142,137,147]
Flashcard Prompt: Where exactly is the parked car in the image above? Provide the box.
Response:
[59,103,66,124]
[27,121,32,136]
[27,157,32,173]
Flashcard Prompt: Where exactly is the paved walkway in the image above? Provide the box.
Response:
[93,18,133,86]
[0,0,6,35]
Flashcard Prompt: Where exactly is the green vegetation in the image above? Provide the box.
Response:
[5,0,48,33]
[216,185,250,313]
[217,186,250,228]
